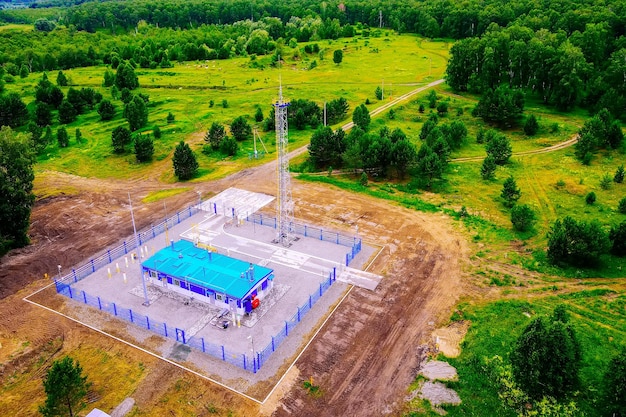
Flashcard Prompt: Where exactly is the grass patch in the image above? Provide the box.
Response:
[141,188,189,204]
[442,293,626,417]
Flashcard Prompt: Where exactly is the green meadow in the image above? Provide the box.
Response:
[6,33,449,183]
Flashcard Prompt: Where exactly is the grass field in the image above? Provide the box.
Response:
[6,33,449,184]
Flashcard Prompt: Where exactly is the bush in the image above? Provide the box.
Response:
[586,191,596,205]
[480,155,496,180]
[97,99,116,121]
[153,125,161,139]
[134,134,154,162]
[619,197,626,214]
[166,112,175,124]
[523,114,539,136]
[600,173,612,190]
[501,176,521,207]
[172,141,198,180]
[111,126,132,154]
[485,132,512,165]
[359,172,368,186]
[222,99,229,108]
[56,127,69,148]
[219,136,238,156]
[230,116,251,141]
[511,204,536,231]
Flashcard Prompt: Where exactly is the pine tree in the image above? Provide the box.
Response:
[56,70,68,86]
[172,141,198,180]
[205,122,226,150]
[480,155,496,180]
[523,114,539,136]
[39,357,90,417]
[501,176,521,207]
[57,127,69,148]
[615,165,625,183]
[134,134,154,162]
[111,126,132,154]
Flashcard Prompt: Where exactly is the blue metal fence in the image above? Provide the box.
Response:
[52,203,348,373]
[246,213,362,266]
[55,267,337,373]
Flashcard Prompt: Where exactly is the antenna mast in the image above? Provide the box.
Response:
[274,78,294,246]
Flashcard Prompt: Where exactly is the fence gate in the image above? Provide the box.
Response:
[175,328,186,344]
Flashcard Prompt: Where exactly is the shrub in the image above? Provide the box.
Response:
[153,125,161,139]
[615,165,625,183]
[222,99,229,108]
[359,172,368,186]
[480,156,496,180]
[609,221,626,257]
[219,136,238,156]
[511,204,536,231]
[501,176,521,207]
[166,112,175,124]
[523,114,539,136]
[600,173,612,190]
[586,191,596,205]
[547,216,610,267]
[619,197,626,214]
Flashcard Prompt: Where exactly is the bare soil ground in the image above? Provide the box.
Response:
[0,154,469,416]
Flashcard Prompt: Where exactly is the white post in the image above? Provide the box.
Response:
[129,192,149,306]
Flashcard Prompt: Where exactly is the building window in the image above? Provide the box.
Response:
[174,279,180,286]
[216,293,223,301]
[150,270,157,279]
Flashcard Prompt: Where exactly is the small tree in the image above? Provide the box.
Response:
[230,116,252,141]
[173,141,198,180]
[115,62,139,90]
[523,114,539,136]
[352,104,370,131]
[153,125,161,139]
[39,356,89,417]
[124,96,148,131]
[19,64,29,78]
[205,122,226,150]
[58,100,77,124]
[75,128,82,144]
[511,204,536,231]
[359,172,368,186]
[586,191,596,205]
[476,127,485,144]
[480,155,496,180]
[219,136,238,156]
[56,127,69,148]
[436,101,449,116]
[418,103,425,113]
[111,126,132,154]
[254,107,264,123]
[615,165,625,183]
[603,347,626,417]
[103,69,115,87]
[35,102,53,127]
[97,99,116,121]
[166,112,175,124]
[510,306,581,400]
[56,70,68,87]
[501,176,521,207]
[619,197,626,214]
[485,132,512,165]
[134,134,154,162]
[600,173,613,190]
[375,86,383,100]
[222,99,229,108]
[333,49,343,64]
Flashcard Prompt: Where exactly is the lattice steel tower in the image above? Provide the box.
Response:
[274,80,294,246]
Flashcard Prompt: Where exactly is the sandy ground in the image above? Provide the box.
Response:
[0,148,469,416]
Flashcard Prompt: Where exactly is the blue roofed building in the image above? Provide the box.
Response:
[141,240,274,316]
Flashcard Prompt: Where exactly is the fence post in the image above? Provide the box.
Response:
[319,283,323,296]
[91,259,95,272]
[82,291,87,304]
[260,214,263,225]
[177,213,180,223]
[297,307,301,322]
[285,321,289,336]
[68,286,73,298]
[129,309,133,322]
[72,269,77,282]
[272,336,275,352]
[243,354,247,370]
[333,267,336,281]
[164,323,168,337]
[213,203,217,214]
[188,207,192,216]
[97,296,102,310]
[152,226,155,238]
[346,253,349,266]
[146,316,150,329]
[107,249,111,263]
[124,241,127,254]
[113,303,117,316]
[274,218,277,229]
[201,338,205,353]
[320,229,323,240]
[222,345,225,360]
